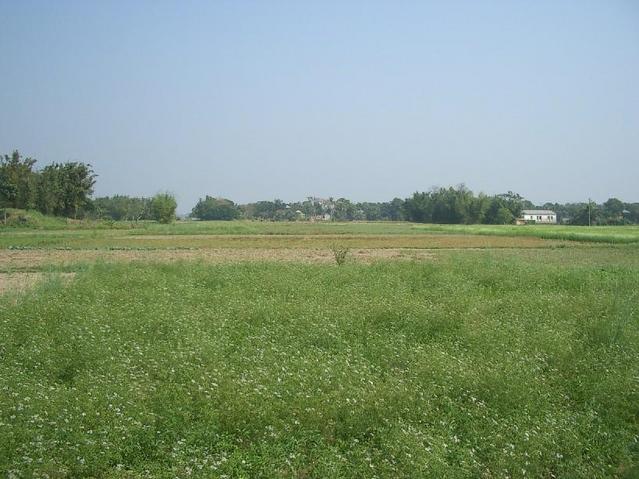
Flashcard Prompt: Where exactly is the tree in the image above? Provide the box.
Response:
[0,150,38,209]
[570,202,601,225]
[332,198,355,221]
[37,162,96,217]
[403,192,432,223]
[0,169,17,207]
[430,186,473,224]
[468,193,491,224]
[603,198,624,224]
[624,203,639,224]
[150,193,177,223]
[384,198,405,221]
[356,202,382,221]
[494,206,515,224]
[191,196,239,220]
[93,196,152,221]
[495,191,525,219]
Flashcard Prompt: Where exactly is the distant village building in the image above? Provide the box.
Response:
[519,209,557,224]
[308,197,334,221]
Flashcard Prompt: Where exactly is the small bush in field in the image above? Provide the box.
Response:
[330,244,350,265]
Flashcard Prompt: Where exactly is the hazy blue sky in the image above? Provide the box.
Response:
[1,0,638,211]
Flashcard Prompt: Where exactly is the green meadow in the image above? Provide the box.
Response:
[1,222,638,477]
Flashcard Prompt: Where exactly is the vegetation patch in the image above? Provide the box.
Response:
[0,272,75,294]
[1,256,637,477]
[413,224,639,244]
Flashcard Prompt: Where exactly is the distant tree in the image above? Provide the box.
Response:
[150,193,177,223]
[191,196,239,220]
[468,193,491,224]
[495,206,515,224]
[93,196,152,221]
[430,185,473,224]
[624,203,639,224]
[570,202,601,225]
[0,169,17,207]
[332,198,355,221]
[273,207,297,221]
[243,199,290,220]
[37,162,96,217]
[484,198,510,224]
[384,198,405,221]
[495,191,525,219]
[0,150,38,209]
[403,192,432,223]
[356,202,382,221]
[252,200,279,220]
[602,197,624,224]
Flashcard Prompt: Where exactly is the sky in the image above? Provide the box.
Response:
[1,0,638,212]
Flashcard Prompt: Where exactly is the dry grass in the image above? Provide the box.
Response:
[0,272,75,294]
[118,233,563,249]
[1,230,567,250]
[0,248,435,270]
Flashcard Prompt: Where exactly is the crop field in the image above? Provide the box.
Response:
[1,222,638,478]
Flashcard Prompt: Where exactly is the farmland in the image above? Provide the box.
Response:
[1,222,638,478]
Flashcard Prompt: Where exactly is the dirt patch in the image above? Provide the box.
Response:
[117,233,561,250]
[0,272,76,294]
[0,248,435,269]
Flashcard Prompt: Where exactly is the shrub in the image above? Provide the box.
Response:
[330,244,350,265]
[150,193,177,224]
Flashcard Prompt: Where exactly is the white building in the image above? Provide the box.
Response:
[520,209,557,224]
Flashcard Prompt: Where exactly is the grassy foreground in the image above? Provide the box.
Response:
[2,254,638,477]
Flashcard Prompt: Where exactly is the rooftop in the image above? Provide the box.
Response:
[522,209,556,215]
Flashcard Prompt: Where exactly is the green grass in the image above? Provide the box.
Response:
[0,208,69,228]
[2,254,638,477]
[3,218,639,247]
[413,224,639,244]
[0,209,142,230]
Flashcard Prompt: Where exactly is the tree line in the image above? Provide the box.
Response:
[2,150,638,225]
[191,188,639,225]
[0,151,176,223]
[0,150,96,218]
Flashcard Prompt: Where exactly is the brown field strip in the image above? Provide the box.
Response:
[0,248,436,269]
[103,233,563,249]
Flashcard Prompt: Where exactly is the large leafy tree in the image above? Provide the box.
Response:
[403,191,432,223]
[429,185,474,224]
[150,193,177,223]
[0,150,38,209]
[332,198,355,221]
[383,198,405,221]
[37,162,96,217]
[570,201,601,225]
[191,196,239,220]
[602,197,624,224]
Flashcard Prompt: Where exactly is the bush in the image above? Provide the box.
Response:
[330,244,350,265]
[0,208,67,228]
[150,193,177,224]
[191,196,239,220]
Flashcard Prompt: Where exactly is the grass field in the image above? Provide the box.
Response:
[1,221,638,477]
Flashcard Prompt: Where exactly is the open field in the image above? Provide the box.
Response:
[1,222,638,477]
[0,232,567,251]
[4,219,639,242]
[2,221,639,251]
[412,224,639,244]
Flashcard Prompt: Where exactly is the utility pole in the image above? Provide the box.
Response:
[588,198,592,227]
